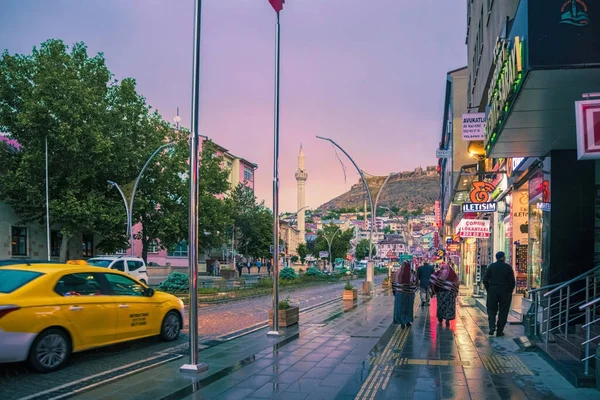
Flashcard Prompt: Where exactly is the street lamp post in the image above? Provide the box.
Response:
[181,0,208,373]
[108,142,175,257]
[323,226,341,271]
[316,136,375,293]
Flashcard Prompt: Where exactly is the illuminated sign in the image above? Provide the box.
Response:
[537,202,551,212]
[560,0,590,26]
[469,181,496,203]
[485,36,524,151]
[456,219,490,238]
[512,157,525,171]
[462,202,497,213]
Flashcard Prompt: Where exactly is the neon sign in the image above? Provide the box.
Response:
[485,36,524,151]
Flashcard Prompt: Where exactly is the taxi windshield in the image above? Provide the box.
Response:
[0,269,44,293]
[87,260,111,268]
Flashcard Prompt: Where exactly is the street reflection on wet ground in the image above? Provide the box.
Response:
[66,288,600,400]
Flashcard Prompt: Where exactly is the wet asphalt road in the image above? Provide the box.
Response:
[0,276,382,400]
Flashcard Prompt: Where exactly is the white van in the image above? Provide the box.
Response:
[87,256,149,285]
[354,260,369,271]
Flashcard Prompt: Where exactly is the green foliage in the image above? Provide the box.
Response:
[279,267,298,280]
[375,266,389,274]
[344,281,354,290]
[229,183,273,258]
[255,276,274,288]
[313,224,353,261]
[278,296,292,310]
[305,267,324,277]
[158,272,189,293]
[296,243,308,264]
[291,255,299,263]
[0,40,146,259]
[336,267,351,276]
[411,207,424,216]
[197,288,219,295]
[355,239,377,260]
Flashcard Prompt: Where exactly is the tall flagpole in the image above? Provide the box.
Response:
[181,0,208,373]
[268,11,282,336]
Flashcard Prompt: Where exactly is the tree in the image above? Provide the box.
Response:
[297,243,308,264]
[0,40,160,260]
[383,225,393,234]
[313,224,354,262]
[229,183,273,259]
[411,207,424,216]
[355,239,377,260]
[305,237,317,256]
[291,255,299,264]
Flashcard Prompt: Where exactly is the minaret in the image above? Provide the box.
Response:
[295,144,308,243]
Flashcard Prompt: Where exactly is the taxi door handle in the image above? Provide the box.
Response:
[119,304,129,309]
[69,306,83,311]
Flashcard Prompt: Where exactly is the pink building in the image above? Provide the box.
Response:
[129,135,257,267]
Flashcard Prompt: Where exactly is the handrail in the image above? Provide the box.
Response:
[580,296,600,311]
[544,265,600,297]
[529,282,561,294]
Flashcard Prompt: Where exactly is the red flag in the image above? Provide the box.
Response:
[269,0,284,13]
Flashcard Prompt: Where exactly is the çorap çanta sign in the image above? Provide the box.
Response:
[462,113,486,140]
[456,219,490,238]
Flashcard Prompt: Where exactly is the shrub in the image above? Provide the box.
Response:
[197,288,219,295]
[305,267,323,277]
[336,268,351,276]
[344,281,354,290]
[278,296,293,310]
[298,268,304,274]
[158,272,189,293]
[280,267,298,280]
[254,276,274,288]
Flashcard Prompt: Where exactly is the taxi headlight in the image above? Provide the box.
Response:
[178,298,184,308]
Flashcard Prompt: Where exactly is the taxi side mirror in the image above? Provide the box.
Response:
[144,287,155,297]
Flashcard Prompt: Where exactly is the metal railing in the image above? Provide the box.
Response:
[532,265,600,376]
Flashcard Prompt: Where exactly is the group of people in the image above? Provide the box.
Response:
[392,260,460,328]
[391,251,516,337]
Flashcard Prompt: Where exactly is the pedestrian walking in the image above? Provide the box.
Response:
[256,260,262,274]
[417,262,434,306]
[236,261,243,277]
[267,260,272,275]
[430,263,460,326]
[246,261,251,274]
[483,251,515,337]
[392,260,418,328]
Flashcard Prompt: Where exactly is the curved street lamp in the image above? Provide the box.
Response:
[108,142,175,256]
[323,226,342,271]
[316,135,375,292]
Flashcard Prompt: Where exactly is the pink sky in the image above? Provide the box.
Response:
[1,0,466,212]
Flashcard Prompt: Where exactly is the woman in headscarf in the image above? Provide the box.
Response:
[430,263,460,326]
[392,260,419,328]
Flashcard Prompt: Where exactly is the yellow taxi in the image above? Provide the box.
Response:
[0,263,184,373]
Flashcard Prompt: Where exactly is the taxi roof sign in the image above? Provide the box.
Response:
[66,260,88,266]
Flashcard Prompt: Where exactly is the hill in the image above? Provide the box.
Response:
[317,169,439,213]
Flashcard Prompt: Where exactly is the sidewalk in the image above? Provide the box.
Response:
[69,290,600,400]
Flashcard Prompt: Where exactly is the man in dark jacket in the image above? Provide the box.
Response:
[417,263,435,306]
[483,251,516,337]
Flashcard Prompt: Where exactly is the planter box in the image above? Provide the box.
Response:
[269,306,299,328]
[220,269,237,280]
[343,289,358,301]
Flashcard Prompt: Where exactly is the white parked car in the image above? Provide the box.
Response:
[87,256,149,285]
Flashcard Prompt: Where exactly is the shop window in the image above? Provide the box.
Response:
[11,226,27,256]
[51,230,62,257]
[82,234,94,258]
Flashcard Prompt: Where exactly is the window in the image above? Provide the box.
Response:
[112,260,125,272]
[115,249,127,255]
[104,273,144,296]
[148,241,159,253]
[51,231,62,257]
[11,226,27,256]
[0,270,43,293]
[168,241,188,257]
[82,234,94,257]
[127,260,145,271]
[54,273,106,296]
[244,167,253,182]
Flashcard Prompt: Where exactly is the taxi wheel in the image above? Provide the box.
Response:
[28,328,71,373]
[160,311,181,342]
[140,279,147,285]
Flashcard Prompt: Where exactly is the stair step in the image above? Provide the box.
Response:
[536,342,597,388]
